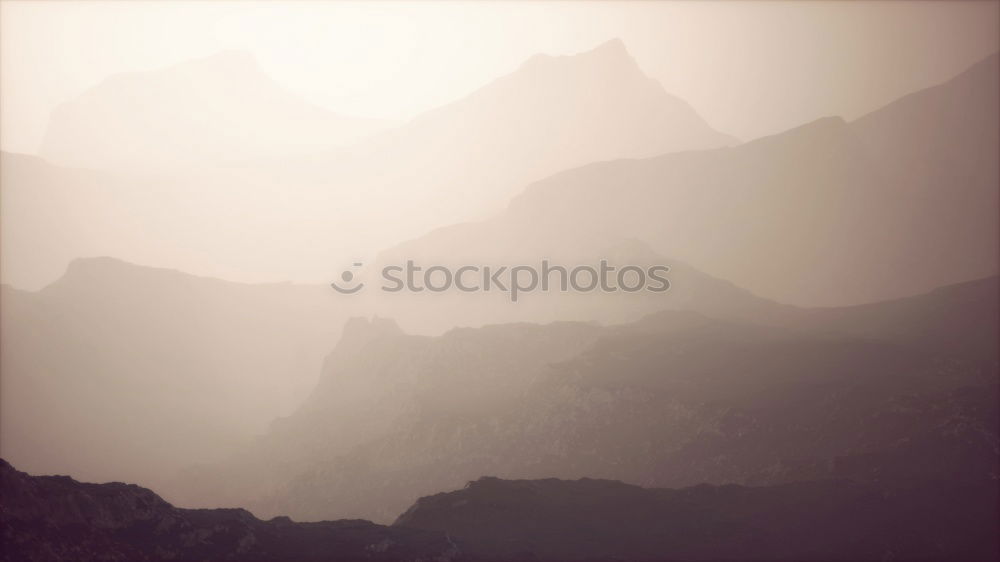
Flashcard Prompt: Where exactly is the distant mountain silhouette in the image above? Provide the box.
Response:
[309,38,735,224]
[7,40,737,288]
[852,53,999,195]
[795,275,999,362]
[370,237,799,335]
[396,476,997,561]
[4,24,997,562]
[0,257,353,489]
[172,277,998,523]
[389,52,999,306]
[38,51,390,169]
[0,150,369,289]
[1,247,815,500]
[1,152,126,290]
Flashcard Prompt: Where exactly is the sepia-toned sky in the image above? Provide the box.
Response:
[2,1,998,154]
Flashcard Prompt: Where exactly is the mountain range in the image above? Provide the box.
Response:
[38,51,391,170]
[384,52,999,306]
[3,251,993,522]
[2,37,998,561]
[0,240,796,493]
[168,275,998,523]
[3,40,736,291]
[7,47,996,306]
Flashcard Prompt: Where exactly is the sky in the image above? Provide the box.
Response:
[1,1,998,154]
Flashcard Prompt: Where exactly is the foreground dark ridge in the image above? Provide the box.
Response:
[2,459,997,561]
[397,476,999,561]
[0,459,456,561]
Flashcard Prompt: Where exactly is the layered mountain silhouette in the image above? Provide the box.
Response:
[368,237,799,335]
[170,276,998,523]
[8,40,735,289]
[1,152,123,290]
[15,47,996,303]
[3,459,994,561]
[0,150,371,289]
[0,257,354,488]
[38,51,390,169]
[4,34,998,562]
[0,247,805,499]
[302,38,735,224]
[795,275,1000,362]
[387,52,999,306]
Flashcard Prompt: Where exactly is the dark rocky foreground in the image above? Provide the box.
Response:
[398,476,999,561]
[3,458,997,561]
[0,459,457,561]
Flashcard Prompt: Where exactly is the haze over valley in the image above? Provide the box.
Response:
[1,2,997,560]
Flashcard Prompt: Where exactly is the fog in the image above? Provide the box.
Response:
[0,2,997,557]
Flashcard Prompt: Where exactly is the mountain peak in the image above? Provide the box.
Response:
[589,37,628,56]
[41,257,185,298]
[60,256,147,279]
[582,38,636,69]
[521,38,636,71]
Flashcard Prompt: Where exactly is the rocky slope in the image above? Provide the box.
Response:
[0,459,457,562]
[172,277,998,523]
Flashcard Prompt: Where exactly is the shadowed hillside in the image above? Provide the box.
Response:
[396,476,998,561]
[171,277,998,523]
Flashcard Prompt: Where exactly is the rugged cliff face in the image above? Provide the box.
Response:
[0,459,457,561]
[172,277,998,524]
